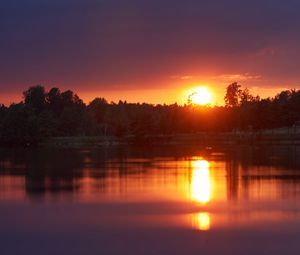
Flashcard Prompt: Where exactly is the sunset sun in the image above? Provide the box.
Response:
[188,87,212,105]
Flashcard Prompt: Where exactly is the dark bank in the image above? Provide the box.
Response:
[1,84,300,148]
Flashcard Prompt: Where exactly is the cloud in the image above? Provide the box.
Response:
[214,73,261,83]
[249,46,286,59]
[170,75,194,80]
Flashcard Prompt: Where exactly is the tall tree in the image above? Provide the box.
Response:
[47,87,62,114]
[240,88,257,105]
[88,98,109,134]
[23,85,46,112]
[224,82,242,107]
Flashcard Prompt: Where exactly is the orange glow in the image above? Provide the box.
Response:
[192,212,211,231]
[0,79,291,107]
[1,155,297,232]
[187,87,212,105]
[191,159,212,204]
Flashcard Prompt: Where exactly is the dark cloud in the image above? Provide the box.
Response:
[1,0,300,95]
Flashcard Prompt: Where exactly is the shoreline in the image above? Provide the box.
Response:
[38,131,300,148]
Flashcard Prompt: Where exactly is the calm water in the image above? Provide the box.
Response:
[1,146,300,255]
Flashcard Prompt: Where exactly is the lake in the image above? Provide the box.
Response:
[0,145,300,255]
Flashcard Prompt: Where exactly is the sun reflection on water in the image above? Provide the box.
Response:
[191,159,211,204]
[192,212,211,231]
[190,159,212,231]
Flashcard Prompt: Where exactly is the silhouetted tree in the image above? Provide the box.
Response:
[240,88,258,105]
[87,98,109,135]
[224,82,242,107]
[23,85,46,113]
[47,87,62,114]
[38,110,58,137]
[1,84,300,147]
[0,103,40,146]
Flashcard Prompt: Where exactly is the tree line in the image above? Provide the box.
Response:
[0,83,300,146]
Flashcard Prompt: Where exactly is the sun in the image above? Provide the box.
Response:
[188,87,212,105]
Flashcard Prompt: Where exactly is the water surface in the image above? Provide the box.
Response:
[1,146,300,255]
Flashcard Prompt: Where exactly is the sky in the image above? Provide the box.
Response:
[1,0,300,105]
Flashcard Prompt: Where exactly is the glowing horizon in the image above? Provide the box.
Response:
[0,82,290,107]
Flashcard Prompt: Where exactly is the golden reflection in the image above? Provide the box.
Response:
[192,212,211,231]
[191,159,211,204]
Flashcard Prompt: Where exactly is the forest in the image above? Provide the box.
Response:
[0,83,300,146]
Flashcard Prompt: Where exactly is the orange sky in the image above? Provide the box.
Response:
[1,77,292,106]
[64,73,296,106]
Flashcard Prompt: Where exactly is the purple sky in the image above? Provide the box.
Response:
[1,0,300,104]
